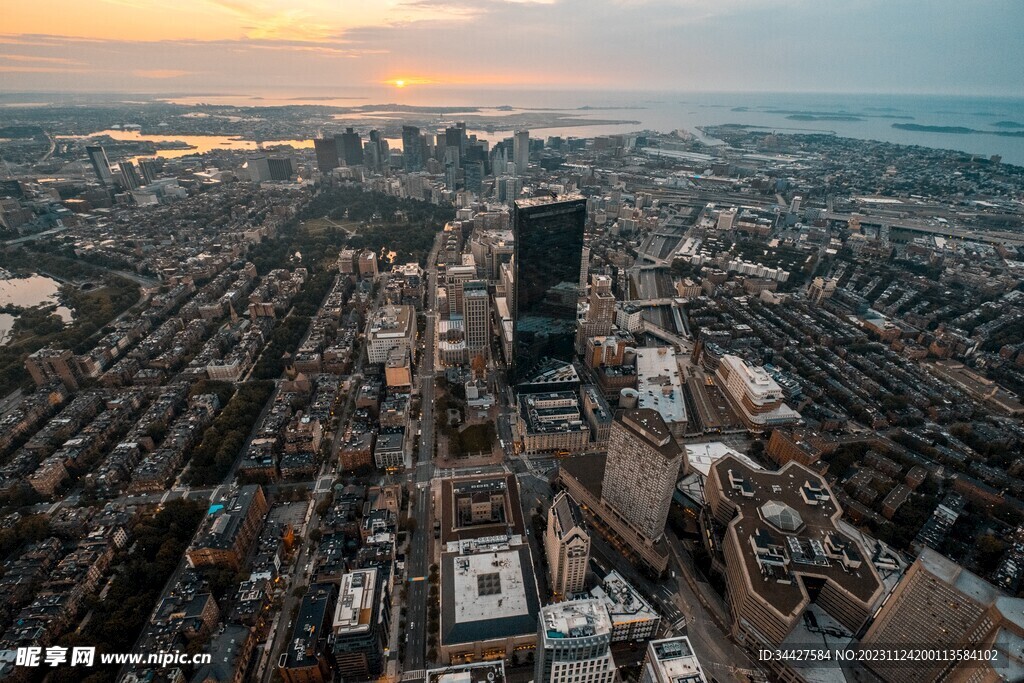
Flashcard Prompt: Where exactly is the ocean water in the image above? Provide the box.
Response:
[161,89,1024,165]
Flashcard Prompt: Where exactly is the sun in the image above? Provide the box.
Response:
[394,79,406,88]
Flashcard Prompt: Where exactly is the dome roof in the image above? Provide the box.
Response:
[761,500,802,532]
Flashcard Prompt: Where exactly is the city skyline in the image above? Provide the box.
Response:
[2,0,1023,96]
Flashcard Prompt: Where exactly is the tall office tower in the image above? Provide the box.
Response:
[491,142,509,178]
[313,137,340,172]
[512,194,586,383]
[85,145,113,186]
[497,176,522,204]
[137,158,158,185]
[601,409,682,543]
[402,125,424,171]
[576,274,616,352]
[513,130,530,175]
[363,130,388,172]
[535,599,616,683]
[445,124,465,161]
[860,548,1024,683]
[463,280,491,358]
[640,638,708,683]
[579,246,591,292]
[545,491,590,598]
[338,127,364,166]
[118,161,142,190]
[249,156,293,182]
[447,263,477,318]
[331,568,390,680]
[463,161,484,194]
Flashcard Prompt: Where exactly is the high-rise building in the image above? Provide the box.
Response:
[705,457,888,650]
[579,246,591,292]
[118,161,142,190]
[249,156,292,182]
[577,274,616,351]
[464,161,484,194]
[26,347,81,390]
[137,158,158,185]
[512,194,586,383]
[330,568,390,680]
[338,127,364,166]
[363,130,389,172]
[807,276,837,305]
[545,491,590,598]
[535,599,616,683]
[85,145,113,186]
[313,137,340,172]
[402,125,425,172]
[639,637,708,683]
[601,409,681,543]
[860,548,1024,683]
[513,130,530,175]
[463,280,490,358]
[447,263,477,318]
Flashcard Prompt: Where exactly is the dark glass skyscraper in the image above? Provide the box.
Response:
[313,137,340,172]
[337,127,364,166]
[512,194,586,384]
[401,125,424,172]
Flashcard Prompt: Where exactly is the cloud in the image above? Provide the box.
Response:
[132,69,191,79]
[0,53,83,64]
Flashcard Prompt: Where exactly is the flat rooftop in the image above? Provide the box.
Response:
[635,348,687,426]
[427,662,505,683]
[685,441,761,478]
[648,637,708,683]
[591,570,658,625]
[710,456,884,617]
[333,568,378,635]
[540,597,612,640]
[440,543,539,646]
[440,473,526,543]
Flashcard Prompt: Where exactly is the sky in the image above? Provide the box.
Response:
[1,0,1022,96]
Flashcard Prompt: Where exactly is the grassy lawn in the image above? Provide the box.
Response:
[453,422,497,455]
[300,216,360,235]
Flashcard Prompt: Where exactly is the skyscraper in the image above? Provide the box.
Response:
[118,161,142,191]
[463,280,491,358]
[402,125,424,172]
[545,491,590,598]
[601,409,681,543]
[535,599,616,683]
[577,274,616,351]
[313,137,340,172]
[512,194,586,383]
[338,127,364,166]
[860,548,1024,683]
[138,158,158,185]
[513,130,530,175]
[85,145,113,186]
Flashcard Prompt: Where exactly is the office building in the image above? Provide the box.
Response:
[512,195,586,383]
[577,274,616,351]
[640,637,707,683]
[535,599,616,683]
[338,127,364,166]
[602,409,682,543]
[279,583,336,683]
[716,355,801,429]
[447,262,477,317]
[138,158,158,185]
[331,568,390,680]
[249,156,293,182]
[85,145,113,186]
[402,125,425,171]
[513,130,530,175]
[590,570,660,642]
[717,208,737,231]
[463,280,490,358]
[358,250,379,280]
[313,137,340,172]
[366,305,416,364]
[427,662,505,683]
[118,161,142,191]
[439,534,540,664]
[860,548,1024,683]
[705,457,885,648]
[545,491,590,598]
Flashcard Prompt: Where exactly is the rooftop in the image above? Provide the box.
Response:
[540,598,612,641]
[635,347,687,426]
[647,637,708,683]
[332,568,379,635]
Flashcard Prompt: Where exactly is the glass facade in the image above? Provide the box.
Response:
[512,195,586,384]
